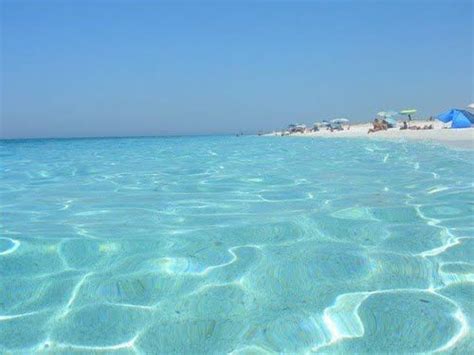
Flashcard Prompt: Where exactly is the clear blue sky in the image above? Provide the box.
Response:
[1,0,472,138]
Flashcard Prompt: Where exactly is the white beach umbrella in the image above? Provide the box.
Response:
[467,103,474,110]
[377,111,398,118]
[331,118,349,124]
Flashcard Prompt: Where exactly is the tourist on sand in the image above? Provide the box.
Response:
[400,121,408,130]
[368,119,378,134]
[368,118,384,134]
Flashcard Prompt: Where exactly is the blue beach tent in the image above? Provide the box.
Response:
[437,109,474,128]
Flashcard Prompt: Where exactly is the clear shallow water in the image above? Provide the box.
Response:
[1,136,473,353]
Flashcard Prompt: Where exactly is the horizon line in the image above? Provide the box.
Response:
[0,132,257,142]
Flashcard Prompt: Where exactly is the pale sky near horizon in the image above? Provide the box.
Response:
[1,0,473,139]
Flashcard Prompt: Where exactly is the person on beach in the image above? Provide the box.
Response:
[400,121,408,130]
[368,119,378,134]
[368,118,384,134]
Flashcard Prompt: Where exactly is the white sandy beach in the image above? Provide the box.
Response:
[266,120,474,150]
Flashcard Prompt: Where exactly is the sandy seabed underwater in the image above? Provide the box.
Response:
[1,136,473,353]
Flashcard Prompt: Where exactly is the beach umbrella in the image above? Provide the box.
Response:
[467,103,474,110]
[436,109,474,128]
[452,112,472,128]
[384,117,397,127]
[399,109,416,120]
[331,118,349,124]
[377,111,398,118]
[437,110,453,123]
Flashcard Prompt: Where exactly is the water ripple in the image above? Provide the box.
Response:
[1,137,473,352]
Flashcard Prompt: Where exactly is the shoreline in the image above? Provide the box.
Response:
[264,120,474,150]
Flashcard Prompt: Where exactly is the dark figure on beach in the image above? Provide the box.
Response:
[368,118,385,134]
[368,119,378,134]
[400,121,408,130]
[330,123,343,132]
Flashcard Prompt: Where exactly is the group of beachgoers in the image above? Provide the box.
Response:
[265,105,474,137]
[368,118,434,134]
[280,122,348,136]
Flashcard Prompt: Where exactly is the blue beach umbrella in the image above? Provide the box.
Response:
[452,114,472,128]
[384,117,397,127]
[377,111,398,127]
[437,110,454,123]
[437,109,474,128]
[378,111,400,127]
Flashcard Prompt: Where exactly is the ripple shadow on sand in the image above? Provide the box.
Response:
[1,137,473,352]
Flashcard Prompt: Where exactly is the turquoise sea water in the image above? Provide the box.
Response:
[1,136,473,353]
